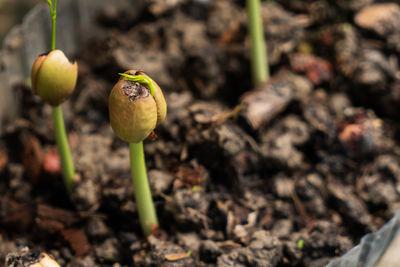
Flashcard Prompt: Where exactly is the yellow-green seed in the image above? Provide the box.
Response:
[31,50,78,106]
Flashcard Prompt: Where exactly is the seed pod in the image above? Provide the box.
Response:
[31,50,78,106]
[109,70,167,143]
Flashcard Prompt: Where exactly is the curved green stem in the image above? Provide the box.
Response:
[129,142,158,236]
[247,0,269,86]
[52,105,75,194]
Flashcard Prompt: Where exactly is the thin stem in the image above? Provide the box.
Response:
[47,0,75,193]
[51,0,57,50]
[52,105,75,194]
[129,142,158,236]
[247,0,269,86]
[46,0,57,50]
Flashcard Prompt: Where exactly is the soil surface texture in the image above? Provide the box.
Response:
[2,0,400,266]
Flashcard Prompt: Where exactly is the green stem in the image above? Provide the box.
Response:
[52,105,75,194]
[247,0,269,86]
[47,0,75,193]
[47,0,57,50]
[129,142,158,236]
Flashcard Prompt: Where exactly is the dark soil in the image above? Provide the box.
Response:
[2,0,400,266]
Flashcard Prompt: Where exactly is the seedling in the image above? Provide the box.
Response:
[247,0,270,85]
[31,0,77,193]
[109,70,167,236]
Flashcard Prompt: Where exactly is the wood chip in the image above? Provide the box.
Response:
[37,204,79,227]
[35,218,65,234]
[22,135,43,181]
[240,71,312,130]
[35,205,80,234]
[241,79,293,129]
[0,145,8,172]
[175,164,205,188]
[2,200,33,231]
[217,240,242,249]
[164,253,190,261]
[355,3,400,36]
[61,228,91,257]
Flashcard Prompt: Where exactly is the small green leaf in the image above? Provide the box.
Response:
[118,73,155,97]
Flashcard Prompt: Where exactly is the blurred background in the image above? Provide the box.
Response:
[0,0,41,43]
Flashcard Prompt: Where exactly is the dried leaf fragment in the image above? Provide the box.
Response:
[61,228,91,257]
[164,252,190,261]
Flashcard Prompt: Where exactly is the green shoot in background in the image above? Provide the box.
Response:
[247,0,270,86]
[46,0,76,193]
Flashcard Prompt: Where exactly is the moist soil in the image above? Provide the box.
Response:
[2,0,400,266]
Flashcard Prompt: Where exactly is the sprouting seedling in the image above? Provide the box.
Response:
[31,0,77,194]
[247,0,270,86]
[118,73,155,96]
[109,70,167,236]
